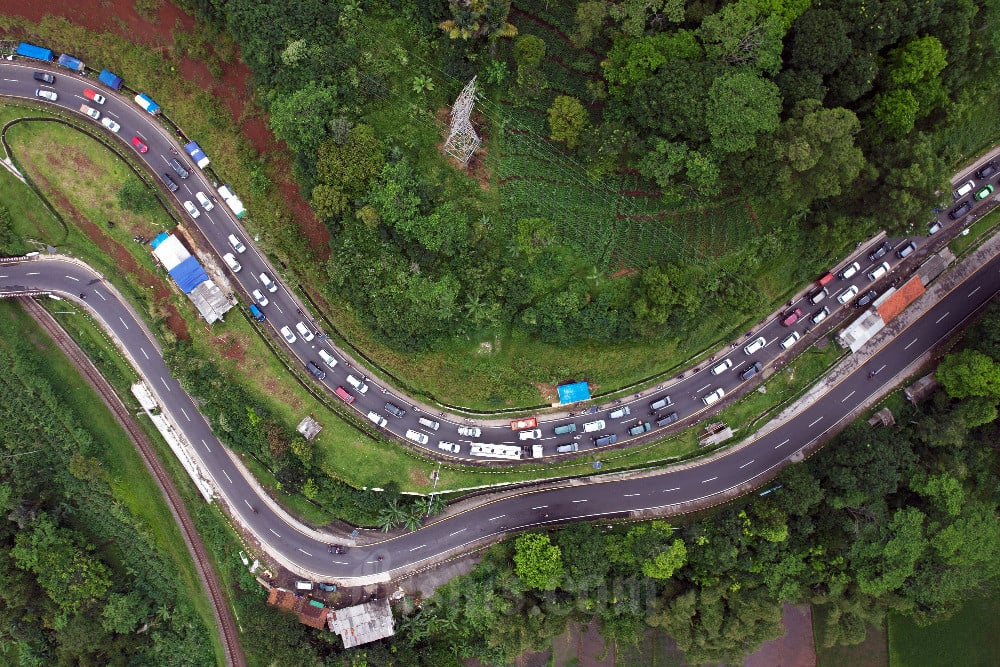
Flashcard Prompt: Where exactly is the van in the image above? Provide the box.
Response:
[744,336,767,355]
[405,429,429,445]
[295,321,314,342]
[811,307,830,324]
[418,417,440,431]
[954,179,975,199]
[438,441,460,454]
[346,374,368,394]
[249,304,265,322]
[649,395,672,411]
[259,272,277,293]
[949,200,974,219]
[384,402,406,418]
[222,252,241,273]
[609,406,630,419]
[740,362,763,381]
[583,419,605,433]
[780,331,801,350]
[556,443,578,453]
[896,241,916,258]
[838,262,861,280]
[306,361,326,380]
[809,288,827,304]
[196,191,214,211]
[161,172,179,192]
[702,388,724,405]
[335,386,354,404]
[169,158,190,179]
[553,423,576,435]
[318,349,338,368]
[295,581,314,591]
[838,285,859,304]
[711,358,733,375]
[868,262,890,281]
[518,428,542,440]
[531,444,543,458]
[656,412,680,427]
[594,434,617,446]
[367,411,387,428]
[228,234,246,253]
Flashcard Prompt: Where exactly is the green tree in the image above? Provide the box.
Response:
[937,348,1000,399]
[609,0,685,37]
[873,88,919,139]
[572,1,609,47]
[706,71,782,154]
[547,96,588,149]
[268,85,339,158]
[789,8,852,75]
[513,34,545,68]
[632,262,701,332]
[513,533,564,590]
[852,507,927,597]
[439,0,517,41]
[698,0,788,75]
[641,538,687,579]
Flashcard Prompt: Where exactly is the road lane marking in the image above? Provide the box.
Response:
[180,407,191,422]
[222,470,232,483]
[623,493,641,497]
[297,548,312,556]
[531,505,548,510]
[968,286,981,298]
[140,347,149,359]
[332,560,348,564]
[269,529,281,537]
[159,377,171,391]
[808,416,823,428]
[96,290,106,301]
[571,499,588,503]
[65,275,79,281]
[118,317,129,330]
[25,272,38,275]
[701,476,718,484]
[488,514,505,521]
[876,364,886,374]
[739,460,754,469]
[697,384,711,392]
[935,311,950,324]
[409,544,427,552]
[841,390,856,403]
[201,439,210,452]
[448,528,466,537]
[663,487,680,492]
[904,338,918,350]
[775,438,789,449]
[243,499,253,509]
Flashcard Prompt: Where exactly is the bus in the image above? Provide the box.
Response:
[469,443,522,460]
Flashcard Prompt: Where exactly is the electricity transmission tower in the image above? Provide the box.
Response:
[443,76,480,165]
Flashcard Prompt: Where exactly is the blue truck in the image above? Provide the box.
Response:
[16,42,52,61]
[184,141,210,169]
[134,93,160,115]
[98,69,123,91]
[57,53,84,72]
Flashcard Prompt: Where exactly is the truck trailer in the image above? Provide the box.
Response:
[217,184,246,219]
[184,141,210,168]
[16,42,52,61]
[98,69,123,91]
[57,53,84,72]
[133,93,160,115]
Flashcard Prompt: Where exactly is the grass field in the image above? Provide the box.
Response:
[887,588,1000,667]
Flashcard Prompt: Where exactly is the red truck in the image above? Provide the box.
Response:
[510,417,537,430]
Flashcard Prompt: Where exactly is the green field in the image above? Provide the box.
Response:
[888,589,1000,667]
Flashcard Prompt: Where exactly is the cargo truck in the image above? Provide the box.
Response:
[184,141,210,168]
[16,42,52,61]
[217,184,246,218]
[57,54,84,72]
[98,69,123,91]
[134,93,160,115]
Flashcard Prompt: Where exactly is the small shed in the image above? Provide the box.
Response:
[296,415,322,441]
[328,599,396,648]
[905,373,940,404]
[557,381,591,405]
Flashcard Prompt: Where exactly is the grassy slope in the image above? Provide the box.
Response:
[887,588,1000,667]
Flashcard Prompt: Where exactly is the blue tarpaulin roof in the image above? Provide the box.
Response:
[150,232,170,249]
[168,256,209,294]
[558,381,591,404]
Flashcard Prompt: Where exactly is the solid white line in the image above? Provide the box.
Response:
[298,548,312,556]
[808,416,823,428]
[180,407,191,422]
[222,470,232,483]
[701,477,718,484]
[409,544,427,552]
[140,347,149,359]
[841,390,856,403]
[448,528,466,537]
[201,439,210,452]
[904,338,918,350]
[623,493,641,497]
[739,460,754,469]
[118,316,129,330]
[571,499,588,503]
[159,377,171,391]
[663,487,680,492]
[935,311,950,324]
[530,505,548,510]
[968,286,981,297]
[488,515,505,521]
[65,275,79,281]
[269,529,281,537]
[776,438,789,449]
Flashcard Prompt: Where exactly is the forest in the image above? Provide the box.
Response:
[176,0,1000,353]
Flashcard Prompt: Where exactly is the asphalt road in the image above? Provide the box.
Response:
[4,60,1000,464]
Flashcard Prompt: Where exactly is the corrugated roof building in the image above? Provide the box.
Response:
[328,599,395,648]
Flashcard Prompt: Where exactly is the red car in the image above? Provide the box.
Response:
[82,88,106,104]
[781,308,803,327]
[510,417,538,430]
[131,136,148,153]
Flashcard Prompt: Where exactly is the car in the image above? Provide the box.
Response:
[251,289,268,307]
[33,72,54,84]
[811,307,830,324]
[868,240,891,262]
[656,412,680,427]
[131,136,148,153]
[868,261,890,281]
[781,308,803,326]
[953,179,975,199]
[838,261,861,280]
[780,332,800,350]
[609,406,630,419]
[161,173,179,192]
[740,361,763,380]
[182,200,200,219]
[418,416,440,431]
[593,434,617,446]
[553,423,576,435]
[83,88,106,104]
[306,361,326,380]
[280,326,296,344]
[35,88,57,101]
[809,288,827,304]
[79,104,100,120]
[228,234,246,253]
[196,192,214,211]
[510,417,538,430]
[405,429,429,445]
[628,422,651,436]
[744,336,767,355]
[169,158,189,179]
[702,388,725,405]
[928,221,943,235]
[100,117,120,133]
[856,289,878,308]
[335,386,354,404]
[583,419,606,433]
[259,272,277,293]
[518,428,542,440]
[438,441,460,454]
[711,358,733,375]
[295,321,314,342]
[649,395,672,411]
[366,411,388,428]
[975,161,998,180]
[896,241,916,258]
[556,443,579,453]
[317,582,337,592]
[838,285,859,304]
[318,349,338,368]
[949,200,974,220]
[457,425,481,437]
[384,402,406,418]
[974,184,994,201]
[346,374,369,394]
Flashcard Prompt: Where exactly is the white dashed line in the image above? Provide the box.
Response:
[808,416,823,428]
[409,544,427,552]
[95,290,107,301]
[697,384,711,392]
[701,476,718,484]
[298,548,312,556]
[269,529,281,537]
[775,438,789,449]
[448,528,466,537]
[25,272,39,275]
[488,515,505,522]
[222,470,232,483]
[663,487,680,493]
[65,275,79,282]
[180,407,191,422]
[841,390,856,403]
[159,377,171,391]
[571,499,588,503]
[140,347,149,360]
[904,338,918,350]
[531,505,548,510]
[739,460,754,469]
[623,493,641,497]
[968,286,981,298]
[935,311,950,324]
[118,317,129,330]
[244,499,254,509]
[201,439,210,452]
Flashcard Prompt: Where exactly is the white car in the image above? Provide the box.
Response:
[518,428,542,440]
[182,200,200,219]
[744,336,767,355]
[710,358,733,375]
[609,406,630,419]
[318,349,338,368]
[251,289,268,307]
[438,441,460,454]
[457,425,481,438]
[36,88,57,101]
[405,429,429,445]
[259,272,277,293]
[280,326,296,344]
[346,374,369,394]
[367,411,388,428]
[295,321,314,342]
[838,285,859,305]
[100,117,120,133]
[196,191,214,211]
[80,104,100,120]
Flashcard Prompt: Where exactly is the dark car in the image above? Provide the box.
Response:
[656,412,680,427]
[975,161,997,180]
[317,582,337,592]
[855,289,878,308]
[949,200,974,220]
[628,422,651,436]
[384,402,406,418]
[896,241,916,258]
[306,361,326,380]
[868,240,891,262]
[741,361,763,380]
[161,172,178,192]
[169,157,190,179]
[33,71,54,84]
[594,433,618,447]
